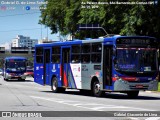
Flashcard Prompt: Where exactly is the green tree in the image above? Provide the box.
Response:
[39,0,160,39]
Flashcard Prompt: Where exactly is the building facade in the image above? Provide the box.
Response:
[38,37,54,44]
[11,35,38,47]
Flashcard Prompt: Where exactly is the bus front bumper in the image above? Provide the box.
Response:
[5,74,26,80]
[114,80,158,91]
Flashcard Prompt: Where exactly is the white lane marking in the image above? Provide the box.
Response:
[59,100,80,103]
[31,96,99,111]
[4,83,48,90]
[73,103,102,106]
[30,96,154,111]
[92,106,128,110]
[145,117,160,120]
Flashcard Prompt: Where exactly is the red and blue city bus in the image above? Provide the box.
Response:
[4,57,27,81]
[34,36,159,97]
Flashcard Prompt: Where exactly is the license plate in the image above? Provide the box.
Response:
[136,85,144,88]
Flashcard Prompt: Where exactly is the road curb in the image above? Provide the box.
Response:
[145,91,160,93]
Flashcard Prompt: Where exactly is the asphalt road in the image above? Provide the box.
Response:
[0,76,160,120]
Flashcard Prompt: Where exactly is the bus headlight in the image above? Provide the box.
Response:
[7,73,15,77]
[7,73,12,76]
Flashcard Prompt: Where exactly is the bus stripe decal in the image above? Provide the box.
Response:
[69,64,77,88]
[63,71,68,86]
[60,65,67,86]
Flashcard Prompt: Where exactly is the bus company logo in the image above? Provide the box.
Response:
[52,64,56,72]
[36,66,39,70]
[73,68,77,71]
[2,112,11,117]
[72,67,80,72]
[52,69,56,72]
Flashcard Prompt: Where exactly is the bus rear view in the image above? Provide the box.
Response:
[4,57,27,81]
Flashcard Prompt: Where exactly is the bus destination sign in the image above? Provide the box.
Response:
[116,38,156,45]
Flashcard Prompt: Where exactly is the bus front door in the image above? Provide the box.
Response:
[44,49,51,85]
[61,48,70,87]
[103,46,112,88]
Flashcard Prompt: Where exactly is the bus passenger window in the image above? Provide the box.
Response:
[45,50,50,63]
[91,54,101,63]
[91,43,101,63]
[72,45,81,53]
[72,55,80,63]
[52,47,60,63]
[82,44,90,53]
[52,55,60,63]
[72,45,81,63]
[36,47,43,63]
[36,56,43,63]
[82,55,90,63]
[92,43,102,52]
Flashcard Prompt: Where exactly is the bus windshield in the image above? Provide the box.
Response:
[115,48,158,72]
[6,61,26,72]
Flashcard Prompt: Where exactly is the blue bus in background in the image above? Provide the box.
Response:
[34,36,159,98]
[4,57,27,81]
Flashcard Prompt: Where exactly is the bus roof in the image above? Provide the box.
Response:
[35,35,157,47]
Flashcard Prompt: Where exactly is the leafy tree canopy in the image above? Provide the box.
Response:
[39,0,160,39]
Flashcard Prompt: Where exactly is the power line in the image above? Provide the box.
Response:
[0,28,41,32]
[0,12,40,17]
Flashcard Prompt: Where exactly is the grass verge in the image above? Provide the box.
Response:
[158,82,160,92]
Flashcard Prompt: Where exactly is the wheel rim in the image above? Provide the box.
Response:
[94,83,100,94]
[52,80,57,91]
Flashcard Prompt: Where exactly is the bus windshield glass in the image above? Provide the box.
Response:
[6,61,26,72]
[115,48,158,72]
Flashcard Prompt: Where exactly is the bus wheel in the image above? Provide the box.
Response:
[127,91,139,98]
[51,77,65,93]
[92,81,103,97]
[51,77,59,93]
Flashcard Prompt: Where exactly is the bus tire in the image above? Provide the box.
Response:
[51,77,59,93]
[51,77,66,93]
[92,80,103,97]
[127,91,139,98]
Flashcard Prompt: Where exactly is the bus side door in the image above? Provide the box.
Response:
[34,47,44,85]
[44,48,51,85]
[103,45,113,87]
[61,47,71,87]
